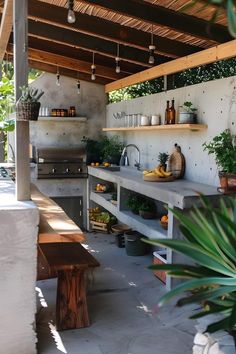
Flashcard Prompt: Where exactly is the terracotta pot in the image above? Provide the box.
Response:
[218,172,236,193]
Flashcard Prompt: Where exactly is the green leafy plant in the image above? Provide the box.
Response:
[18,86,44,103]
[139,199,156,213]
[100,135,124,161]
[203,129,236,173]
[145,197,236,337]
[158,152,169,166]
[126,193,145,214]
[182,101,197,113]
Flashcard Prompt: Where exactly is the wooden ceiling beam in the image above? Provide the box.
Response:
[7,43,123,81]
[0,0,13,61]
[105,39,236,92]
[27,19,170,67]
[25,36,143,75]
[79,0,231,43]
[28,0,200,58]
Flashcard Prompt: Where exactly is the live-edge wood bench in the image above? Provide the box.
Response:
[31,184,100,330]
[39,242,99,330]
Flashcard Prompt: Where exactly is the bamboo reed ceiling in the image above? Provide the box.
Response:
[0,0,231,84]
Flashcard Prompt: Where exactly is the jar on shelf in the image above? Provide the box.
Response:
[69,106,76,117]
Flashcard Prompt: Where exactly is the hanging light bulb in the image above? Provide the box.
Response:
[56,67,60,86]
[77,79,81,95]
[67,0,76,24]
[148,25,156,65]
[91,52,96,81]
[115,43,121,74]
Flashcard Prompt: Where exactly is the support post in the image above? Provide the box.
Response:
[13,0,30,200]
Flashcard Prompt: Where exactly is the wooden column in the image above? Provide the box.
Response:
[13,0,30,200]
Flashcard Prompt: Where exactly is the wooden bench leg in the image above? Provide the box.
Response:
[56,268,90,330]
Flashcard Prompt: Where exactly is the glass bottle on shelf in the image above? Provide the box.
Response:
[169,99,176,124]
[165,100,170,124]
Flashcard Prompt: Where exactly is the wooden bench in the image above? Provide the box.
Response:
[31,184,100,330]
[39,242,99,330]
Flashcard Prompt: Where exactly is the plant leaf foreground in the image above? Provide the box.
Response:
[145,197,236,334]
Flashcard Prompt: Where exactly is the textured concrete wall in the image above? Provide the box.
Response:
[0,181,39,354]
[106,76,236,187]
[30,73,106,148]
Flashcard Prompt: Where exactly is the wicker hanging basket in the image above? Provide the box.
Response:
[16,101,41,121]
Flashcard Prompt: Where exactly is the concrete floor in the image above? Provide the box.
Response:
[36,232,196,354]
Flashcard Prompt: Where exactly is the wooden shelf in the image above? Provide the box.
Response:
[102,123,207,132]
[36,116,87,122]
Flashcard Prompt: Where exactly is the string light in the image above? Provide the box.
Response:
[91,52,96,81]
[67,0,76,24]
[115,43,121,74]
[148,25,156,65]
[56,66,60,86]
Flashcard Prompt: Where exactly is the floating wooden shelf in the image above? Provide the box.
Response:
[36,116,87,122]
[102,123,207,132]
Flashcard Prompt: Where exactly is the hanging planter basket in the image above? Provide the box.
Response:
[16,101,41,121]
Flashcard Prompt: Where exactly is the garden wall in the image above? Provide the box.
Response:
[106,75,236,186]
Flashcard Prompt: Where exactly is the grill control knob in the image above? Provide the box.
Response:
[52,168,56,174]
[78,168,82,172]
[65,168,70,173]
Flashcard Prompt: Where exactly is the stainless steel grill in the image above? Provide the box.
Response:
[37,147,88,179]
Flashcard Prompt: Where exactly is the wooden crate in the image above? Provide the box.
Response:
[153,251,167,284]
[90,220,110,233]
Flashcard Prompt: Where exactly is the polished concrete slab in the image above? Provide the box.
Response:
[36,232,196,354]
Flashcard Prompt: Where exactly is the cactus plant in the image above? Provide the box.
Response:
[18,86,44,103]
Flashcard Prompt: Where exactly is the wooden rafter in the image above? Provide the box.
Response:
[28,0,200,58]
[0,0,13,61]
[27,20,170,66]
[7,44,123,81]
[105,39,236,92]
[79,0,231,43]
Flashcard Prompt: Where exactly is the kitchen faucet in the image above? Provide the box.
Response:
[120,144,141,170]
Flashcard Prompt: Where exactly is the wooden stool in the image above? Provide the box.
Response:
[39,242,99,330]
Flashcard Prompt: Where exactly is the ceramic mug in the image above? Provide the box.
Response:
[140,115,150,126]
[151,115,161,125]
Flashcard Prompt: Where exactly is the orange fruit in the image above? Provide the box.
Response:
[95,162,100,166]
[104,162,110,167]
[161,215,168,223]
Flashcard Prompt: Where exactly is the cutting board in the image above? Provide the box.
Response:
[168,144,185,179]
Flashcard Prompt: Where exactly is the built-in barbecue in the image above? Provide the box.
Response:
[37,148,88,179]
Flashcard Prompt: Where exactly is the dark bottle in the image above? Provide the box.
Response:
[169,99,176,124]
[165,100,170,124]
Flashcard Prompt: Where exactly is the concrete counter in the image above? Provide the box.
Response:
[88,166,221,209]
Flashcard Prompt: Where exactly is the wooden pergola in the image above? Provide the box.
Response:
[0,0,236,200]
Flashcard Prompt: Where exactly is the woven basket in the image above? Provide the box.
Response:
[16,101,40,121]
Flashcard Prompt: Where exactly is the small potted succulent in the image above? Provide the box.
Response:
[16,86,44,121]
[203,129,236,193]
[179,101,197,124]
[139,199,156,219]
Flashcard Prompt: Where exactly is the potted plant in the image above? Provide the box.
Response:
[203,129,236,192]
[158,152,169,171]
[81,136,103,164]
[144,197,236,346]
[179,101,197,124]
[100,135,124,165]
[126,193,144,214]
[16,86,44,121]
[139,199,156,219]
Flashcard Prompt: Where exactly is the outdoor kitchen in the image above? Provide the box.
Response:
[0,1,236,354]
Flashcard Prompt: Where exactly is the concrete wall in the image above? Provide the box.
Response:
[106,76,236,186]
[0,181,39,354]
[30,72,106,148]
